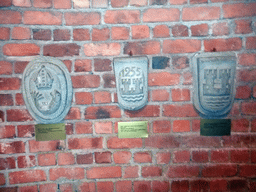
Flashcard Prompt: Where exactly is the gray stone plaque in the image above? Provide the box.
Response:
[114,57,148,111]
[22,57,73,124]
[192,52,237,118]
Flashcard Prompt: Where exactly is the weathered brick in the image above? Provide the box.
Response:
[163,39,201,53]
[38,153,56,166]
[134,152,152,163]
[105,10,140,24]
[0,10,22,24]
[124,166,139,178]
[183,6,220,21]
[24,11,62,25]
[53,29,70,41]
[124,41,160,55]
[172,24,188,37]
[235,86,251,99]
[150,0,167,5]
[12,27,30,40]
[0,0,12,7]
[95,152,112,163]
[39,184,58,192]
[0,157,16,170]
[75,59,92,72]
[77,153,93,164]
[142,166,162,177]
[172,89,190,102]
[173,150,190,163]
[163,104,198,117]
[17,125,34,138]
[19,186,37,192]
[182,135,221,148]
[173,120,190,132]
[229,180,248,192]
[87,166,121,179]
[111,27,129,40]
[0,173,5,185]
[231,149,250,163]
[235,19,252,34]
[73,28,90,41]
[33,0,52,8]
[125,105,160,118]
[73,0,89,8]
[92,28,110,41]
[152,89,169,102]
[190,180,209,192]
[107,137,142,149]
[240,165,256,177]
[68,137,103,149]
[50,167,84,180]
[0,94,13,106]
[0,111,4,122]
[75,92,93,105]
[171,180,189,192]
[145,135,180,148]
[132,25,150,39]
[92,0,108,8]
[72,75,100,88]
[94,91,111,104]
[0,125,15,139]
[191,24,208,36]
[192,150,209,163]
[9,170,46,184]
[238,53,256,66]
[148,72,180,86]
[242,102,256,115]
[204,38,242,52]
[223,3,256,18]
[246,37,256,49]
[111,0,128,7]
[210,150,229,163]
[13,0,31,7]
[167,165,200,178]
[209,180,228,192]
[202,165,237,177]
[3,44,40,56]
[143,8,180,22]
[156,152,171,164]
[212,22,229,36]
[78,182,96,192]
[190,0,207,3]
[134,181,151,192]
[170,0,187,4]
[65,107,81,120]
[58,153,75,165]
[94,59,112,71]
[75,122,92,134]
[59,184,73,192]
[153,25,170,38]
[232,118,249,132]
[113,151,131,164]
[7,109,33,122]
[97,181,114,192]
[116,181,133,192]
[17,156,36,168]
[84,106,121,119]
[33,29,51,40]
[53,0,71,9]
[183,72,192,85]
[29,140,61,153]
[222,135,250,148]
[0,27,10,40]
[84,43,121,56]
[44,43,80,57]
[65,12,100,25]
[130,0,147,6]
[95,122,112,134]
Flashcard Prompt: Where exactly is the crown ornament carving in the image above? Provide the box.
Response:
[34,65,54,90]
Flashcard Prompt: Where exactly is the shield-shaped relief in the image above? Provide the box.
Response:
[22,57,73,124]
[192,52,237,118]
[114,57,148,111]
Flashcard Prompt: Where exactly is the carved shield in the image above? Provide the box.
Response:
[192,52,237,118]
[22,57,72,124]
[114,57,148,110]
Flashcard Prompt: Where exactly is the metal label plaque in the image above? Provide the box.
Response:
[193,52,237,118]
[114,57,148,111]
[35,123,66,141]
[22,57,73,124]
[118,121,148,138]
[200,119,231,136]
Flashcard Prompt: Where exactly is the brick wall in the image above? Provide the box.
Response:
[0,0,256,191]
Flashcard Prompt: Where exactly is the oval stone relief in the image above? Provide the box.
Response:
[22,57,73,124]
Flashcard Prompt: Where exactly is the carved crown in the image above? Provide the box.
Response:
[34,65,53,90]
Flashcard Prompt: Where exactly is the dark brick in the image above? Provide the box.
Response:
[33,29,51,40]
[43,44,80,57]
[152,57,169,69]
[77,154,93,164]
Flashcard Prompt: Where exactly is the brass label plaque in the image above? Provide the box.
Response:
[118,121,148,138]
[35,123,66,141]
[200,119,231,136]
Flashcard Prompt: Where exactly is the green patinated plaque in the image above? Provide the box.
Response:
[35,123,66,141]
[200,119,231,136]
[118,121,148,138]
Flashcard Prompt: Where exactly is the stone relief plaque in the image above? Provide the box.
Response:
[114,57,148,111]
[22,57,73,124]
[192,52,237,118]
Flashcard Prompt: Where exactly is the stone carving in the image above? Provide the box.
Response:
[114,57,148,110]
[22,57,72,124]
[192,52,237,118]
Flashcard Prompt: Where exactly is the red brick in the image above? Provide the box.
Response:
[29,140,62,153]
[235,86,251,99]
[0,157,16,170]
[85,106,121,119]
[72,75,100,88]
[183,136,221,148]
[92,0,108,8]
[231,118,249,132]
[105,10,140,24]
[18,186,37,192]
[210,150,229,163]
[192,119,200,132]
[132,25,150,39]
[68,137,103,149]
[124,41,160,55]
[222,135,250,148]
[0,0,12,7]
[183,7,220,21]
[202,165,237,177]
[239,53,256,66]
[172,89,190,102]
[173,120,190,132]
[156,152,171,164]
[38,153,56,166]
[58,153,75,165]
[209,180,228,192]
[17,155,36,168]
[252,150,256,163]
[0,111,4,122]
[242,102,256,115]
[134,181,151,192]
[250,181,256,192]
[191,24,208,36]
[111,27,129,40]
[0,27,10,40]
[17,125,34,138]
[163,39,201,53]
[125,105,160,118]
[142,166,162,177]
[107,137,142,149]
[24,11,62,25]
[240,165,256,177]
[0,94,13,106]
[124,166,139,178]
[212,22,229,36]
[78,182,96,192]
[171,180,189,192]
[50,167,84,180]
[54,0,71,8]
[97,181,113,192]
[75,122,92,134]
[13,0,31,6]
[254,86,256,98]
[33,29,51,40]
[246,37,256,49]
[153,120,171,133]
[183,72,192,85]
[3,43,40,56]
[204,38,242,52]
[145,135,180,148]
[130,0,147,6]
[192,150,209,163]
[152,181,169,192]
[116,181,132,192]
[39,184,58,192]
[235,19,252,34]
[9,170,46,184]
[94,59,112,71]
[153,25,170,38]
[114,151,131,164]
[238,69,256,82]
[152,89,169,102]
[84,43,121,56]
[65,12,100,25]
[92,28,110,41]
[172,56,189,69]
[0,61,12,75]
[53,29,70,41]
[223,3,256,18]
[95,152,112,164]
[65,123,73,135]
[65,107,81,120]
[231,149,250,163]
[94,91,111,104]
[167,165,200,178]
[12,27,30,40]
[229,180,248,192]
[111,0,128,7]
[163,104,198,117]
[33,0,52,8]
[190,0,207,3]
[77,153,93,164]
[170,0,187,4]
[149,72,180,86]
[150,0,167,5]
[172,24,188,37]
[74,59,91,72]
[252,119,256,132]
[59,184,73,192]
[44,43,80,57]
[73,0,89,8]
[87,166,121,179]
[173,150,190,163]
[7,109,32,122]
[75,92,93,105]
[73,28,90,41]
[190,180,209,192]
[143,8,180,22]
[0,10,22,24]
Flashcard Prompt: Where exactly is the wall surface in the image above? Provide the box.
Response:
[0,0,256,191]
